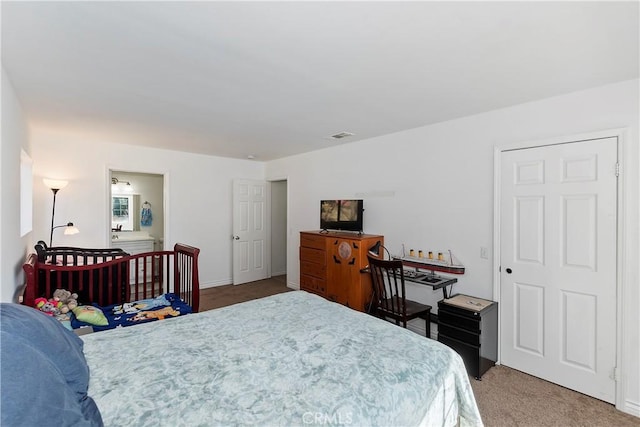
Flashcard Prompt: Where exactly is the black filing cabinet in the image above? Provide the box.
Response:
[438,294,497,380]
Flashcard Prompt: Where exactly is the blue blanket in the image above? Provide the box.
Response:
[71,293,191,332]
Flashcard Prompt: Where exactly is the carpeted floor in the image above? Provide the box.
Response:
[199,277,639,427]
[471,365,639,427]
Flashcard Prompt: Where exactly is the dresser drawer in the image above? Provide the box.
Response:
[301,261,326,279]
[438,323,480,346]
[301,274,326,293]
[438,309,480,333]
[300,247,325,265]
[300,233,326,250]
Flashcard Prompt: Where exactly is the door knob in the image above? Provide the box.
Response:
[505,268,513,274]
[233,236,240,240]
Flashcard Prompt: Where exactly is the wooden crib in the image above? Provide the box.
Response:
[22,243,200,312]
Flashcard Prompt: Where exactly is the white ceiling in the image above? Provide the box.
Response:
[2,1,638,161]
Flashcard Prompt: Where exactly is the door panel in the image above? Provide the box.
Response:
[562,291,596,371]
[516,196,544,264]
[514,281,544,356]
[500,137,617,403]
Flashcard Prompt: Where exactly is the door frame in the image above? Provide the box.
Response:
[492,128,629,411]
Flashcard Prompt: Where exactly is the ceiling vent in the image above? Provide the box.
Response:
[328,131,354,140]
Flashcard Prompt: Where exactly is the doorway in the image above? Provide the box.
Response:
[495,134,619,404]
[270,180,287,280]
[108,170,165,250]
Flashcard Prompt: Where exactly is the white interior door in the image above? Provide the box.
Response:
[233,179,269,285]
[500,137,618,403]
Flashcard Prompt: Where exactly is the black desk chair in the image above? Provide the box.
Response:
[367,255,432,338]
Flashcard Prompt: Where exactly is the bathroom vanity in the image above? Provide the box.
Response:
[111,232,155,284]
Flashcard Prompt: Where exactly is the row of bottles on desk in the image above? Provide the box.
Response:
[400,244,454,265]
[409,249,444,261]
[399,245,465,273]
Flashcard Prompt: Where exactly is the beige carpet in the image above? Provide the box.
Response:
[200,278,639,426]
[471,365,638,427]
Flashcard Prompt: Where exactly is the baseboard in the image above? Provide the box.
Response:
[271,270,287,276]
[199,278,233,289]
[622,399,640,418]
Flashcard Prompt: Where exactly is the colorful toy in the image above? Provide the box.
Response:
[52,289,79,314]
[34,297,59,316]
[33,289,77,317]
[131,307,180,322]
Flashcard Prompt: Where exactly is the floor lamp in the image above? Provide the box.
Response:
[43,178,79,247]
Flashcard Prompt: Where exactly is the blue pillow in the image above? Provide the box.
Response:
[0,330,102,426]
[0,303,103,426]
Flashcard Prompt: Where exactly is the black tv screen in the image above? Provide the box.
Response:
[320,200,364,232]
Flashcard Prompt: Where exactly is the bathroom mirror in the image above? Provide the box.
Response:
[112,194,140,231]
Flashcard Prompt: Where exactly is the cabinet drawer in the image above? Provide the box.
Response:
[438,310,480,333]
[438,323,480,346]
[301,261,326,279]
[438,334,480,377]
[301,274,326,293]
[300,234,326,250]
[300,247,325,265]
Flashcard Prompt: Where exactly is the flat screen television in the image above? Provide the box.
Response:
[320,199,364,233]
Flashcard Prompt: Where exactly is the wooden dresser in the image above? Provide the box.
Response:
[299,231,383,312]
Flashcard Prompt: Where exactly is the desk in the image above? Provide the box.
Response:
[401,269,457,298]
[394,255,462,298]
[360,262,457,298]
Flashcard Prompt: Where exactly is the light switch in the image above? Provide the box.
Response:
[480,247,489,259]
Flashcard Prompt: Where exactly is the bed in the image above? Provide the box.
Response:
[1,289,482,426]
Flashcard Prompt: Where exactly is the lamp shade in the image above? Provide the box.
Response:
[63,223,80,235]
[368,240,391,259]
[43,178,68,190]
[369,241,382,256]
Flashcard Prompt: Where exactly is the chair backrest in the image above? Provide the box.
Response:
[367,255,406,316]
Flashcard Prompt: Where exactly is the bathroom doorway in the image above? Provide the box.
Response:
[109,170,165,251]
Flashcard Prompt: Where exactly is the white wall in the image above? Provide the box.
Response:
[0,67,32,302]
[29,132,265,288]
[266,79,639,415]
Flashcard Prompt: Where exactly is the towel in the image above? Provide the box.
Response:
[141,206,152,226]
